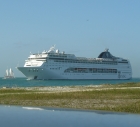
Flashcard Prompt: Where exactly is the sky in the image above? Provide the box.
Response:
[0,0,140,77]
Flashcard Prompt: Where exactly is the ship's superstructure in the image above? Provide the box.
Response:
[17,46,132,80]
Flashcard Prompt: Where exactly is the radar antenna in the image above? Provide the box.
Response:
[50,45,55,51]
[105,48,109,52]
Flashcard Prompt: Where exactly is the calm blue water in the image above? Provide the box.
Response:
[0,105,140,127]
[0,77,140,87]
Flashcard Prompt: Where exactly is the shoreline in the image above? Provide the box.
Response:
[1,82,140,114]
[2,83,140,93]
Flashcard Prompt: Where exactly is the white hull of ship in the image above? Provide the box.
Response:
[17,67,132,80]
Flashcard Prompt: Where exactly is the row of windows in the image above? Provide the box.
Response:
[54,60,117,65]
[50,67,60,70]
[28,69,39,72]
[118,62,128,63]
[64,68,117,73]
[28,58,46,60]
[49,55,67,58]
[28,69,43,72]
[27,68,117,74]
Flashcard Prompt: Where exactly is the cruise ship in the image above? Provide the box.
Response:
[17,46,132,80]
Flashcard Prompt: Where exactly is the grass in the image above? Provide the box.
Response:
[1,82,140,113]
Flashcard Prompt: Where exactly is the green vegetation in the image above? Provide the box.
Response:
[1,82,140,114]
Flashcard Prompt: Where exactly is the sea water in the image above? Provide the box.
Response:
[0,77,140,87]
[0,105,140,127]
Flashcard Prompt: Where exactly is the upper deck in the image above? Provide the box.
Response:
[26,46,129,64]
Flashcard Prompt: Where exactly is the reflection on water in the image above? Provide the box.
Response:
[0,105,140,127]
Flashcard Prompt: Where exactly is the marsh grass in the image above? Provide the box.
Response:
[115,82,140,87]
[0,89,32,93]
[1,83,140,113]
